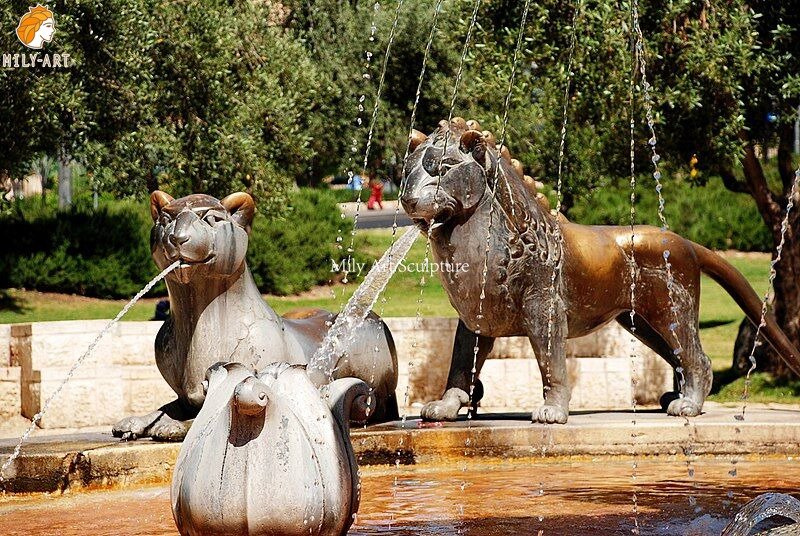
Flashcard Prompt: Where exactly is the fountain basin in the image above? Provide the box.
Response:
[1,455,799,535]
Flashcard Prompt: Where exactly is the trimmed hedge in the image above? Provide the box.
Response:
[0,189,349,298]
[0,198,156,298]
[568,177,772,252]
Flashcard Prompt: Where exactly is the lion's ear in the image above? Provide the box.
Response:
[150,191,174,222]
[459,129,488,169]
[221,192,256,231]
[409,129,428,153]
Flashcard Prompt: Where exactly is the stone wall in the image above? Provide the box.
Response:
[8,321,173,428]
[384,318,673,413]
[0,324,20,420]
[0,318,673,428]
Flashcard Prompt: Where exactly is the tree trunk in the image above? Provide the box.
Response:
[57,151,72,210]
[731,131,799,380]
[770,231,800,379]
[146,169,159,193]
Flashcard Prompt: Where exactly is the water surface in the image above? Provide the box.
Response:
[1,456,797,535]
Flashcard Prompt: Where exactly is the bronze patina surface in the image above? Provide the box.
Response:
[401,119,800,424]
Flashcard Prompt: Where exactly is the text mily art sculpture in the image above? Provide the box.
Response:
[172,362,368,536]
[402,118,800,424]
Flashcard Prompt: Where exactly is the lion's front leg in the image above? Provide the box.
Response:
[525,304,571,424]
[420,319,494,421]
[112,399,198,441]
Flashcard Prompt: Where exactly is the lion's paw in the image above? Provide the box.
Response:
[112,415,155,440]
[659,391,681,411]
[149,418,192,442]
[420,388,470,422]
[666,397,702,417]
[112,412,191,441]
[420,399,461,421]
[531,404,568,424]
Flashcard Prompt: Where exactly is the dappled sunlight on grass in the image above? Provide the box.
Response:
[698,253,770,371]
[709,372,800,404]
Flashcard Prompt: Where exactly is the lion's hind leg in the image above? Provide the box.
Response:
[617,311,679,397]
[616,303,712,417]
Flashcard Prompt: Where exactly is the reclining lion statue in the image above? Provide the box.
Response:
[401,118,800,424]
[113,191,398,440]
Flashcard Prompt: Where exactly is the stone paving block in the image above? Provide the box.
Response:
[0,324,10,366]
[0,367,20,419]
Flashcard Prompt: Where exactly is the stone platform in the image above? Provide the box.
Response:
[1,318,672,428]
[2,404,799,493]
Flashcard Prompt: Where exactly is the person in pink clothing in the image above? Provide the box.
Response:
[366,175,384,210]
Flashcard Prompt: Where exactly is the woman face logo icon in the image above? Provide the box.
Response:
[16,5,56,50]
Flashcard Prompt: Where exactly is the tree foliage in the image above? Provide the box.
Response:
[2,0,328,210]
[2,0,800,375]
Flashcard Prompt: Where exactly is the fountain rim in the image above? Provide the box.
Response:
[2,404,800,494]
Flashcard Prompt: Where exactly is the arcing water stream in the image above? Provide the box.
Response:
[308,226,419,382]
[0,260,181,483]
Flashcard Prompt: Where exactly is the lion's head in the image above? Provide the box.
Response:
[401,119,501,230]
[149,191,255,284]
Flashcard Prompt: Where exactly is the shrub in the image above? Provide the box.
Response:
[0,189,351,298]
[0,196,156,298]
[567,176,772,252]
[247,188,354,295]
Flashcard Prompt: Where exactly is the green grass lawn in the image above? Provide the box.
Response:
[0,228,457,324]
[2,229,793,402]
[697,253,770,371]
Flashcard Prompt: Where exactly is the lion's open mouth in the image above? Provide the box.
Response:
[412,203,454,233]
[170,254,215,283]
[175,252,215,267]
[413,217,447,233]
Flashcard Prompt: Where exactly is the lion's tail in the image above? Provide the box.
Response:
[691,242,800,376]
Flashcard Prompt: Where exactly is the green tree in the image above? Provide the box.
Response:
[1,0,331,210]
[0,2,91,193]
[287,0,468,183]
[446,0,800,377]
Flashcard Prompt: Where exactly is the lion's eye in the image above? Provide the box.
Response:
[440,160,460,174]
[205,213,224,225]
[159,214,172,226]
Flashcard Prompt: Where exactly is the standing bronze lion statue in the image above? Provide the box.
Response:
[402,118,800,424]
